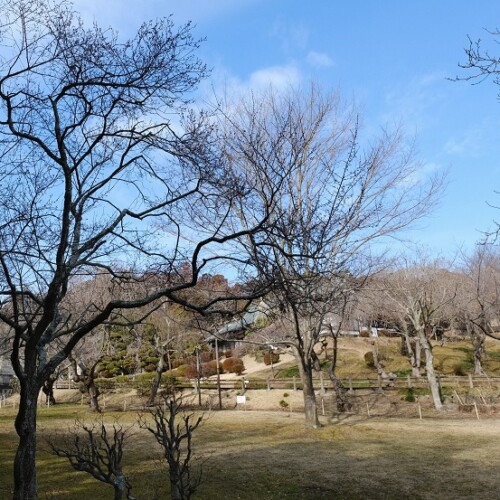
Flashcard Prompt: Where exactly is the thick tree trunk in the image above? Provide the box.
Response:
[419,334,443,410]
[291,341,321,428]
[113,473,130,500]
[470,327,486,376]
[405,333,421,378]
[302,371,320,428]
[13,381,40,500]
[169,467,183,500]
[87,375,101,413]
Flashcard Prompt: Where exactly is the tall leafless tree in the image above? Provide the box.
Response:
[381,259,456,411]
[361,278,423,377]
[455,245,500,373]
[214,85,444,427]
[0,2,269,497]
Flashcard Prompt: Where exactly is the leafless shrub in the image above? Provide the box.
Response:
[48,419,134,500]
[139,396,204,500]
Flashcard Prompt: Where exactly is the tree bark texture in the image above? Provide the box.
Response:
[419,333,443,410]
[297,359,320,428]
[13,381,40,500]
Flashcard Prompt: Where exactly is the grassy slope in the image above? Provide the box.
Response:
[272,337,500,379]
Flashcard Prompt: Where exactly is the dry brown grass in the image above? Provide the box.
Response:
[3,337,500,498]
[2,402,500,499]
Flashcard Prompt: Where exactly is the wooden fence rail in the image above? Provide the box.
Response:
[53,374,500,392]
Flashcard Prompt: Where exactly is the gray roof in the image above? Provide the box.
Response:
[206,301,269,342]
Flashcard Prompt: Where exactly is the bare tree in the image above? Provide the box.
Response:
[455,245,500,373]
[381,260,456,410]
[0,2,269,497]
[215,85,444,427]
[455,29,500,97]
[325,296,353,414]
[139,397,203,500]
[361,279,423,377]
[49,419,133,500]
[69,333,105,413]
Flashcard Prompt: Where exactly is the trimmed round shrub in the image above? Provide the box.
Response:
[263,352,280,365]
[199,351,213,363]
[200,362,217,378]
[208,359,224,374]
[223,357,245,375]
[184,364,199,379]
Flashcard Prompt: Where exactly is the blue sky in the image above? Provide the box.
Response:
[76,0,500,258]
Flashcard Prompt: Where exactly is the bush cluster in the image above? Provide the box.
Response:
[222,357,245,375]
[364,351,375,368]
[263,352,280,365]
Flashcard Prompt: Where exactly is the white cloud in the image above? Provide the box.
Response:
[203,63,302,103]
[248,65,302,90]
[306,51,334,68]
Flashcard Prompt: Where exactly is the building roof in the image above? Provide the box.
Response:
[206,301,270,342]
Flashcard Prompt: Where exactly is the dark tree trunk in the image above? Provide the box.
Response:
[169,466,183,500]
[42,373,57,406]
[113,473,130,500]
[400,334,408,356]
[293,346,320,427]
[301,368,320,427]
[70,358,101,412]
[13,380,41,500]
[328,329,351,413]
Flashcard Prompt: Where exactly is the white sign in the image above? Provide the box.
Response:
[236,395,246,404]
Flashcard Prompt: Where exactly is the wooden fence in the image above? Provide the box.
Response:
[53,374,500,392]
